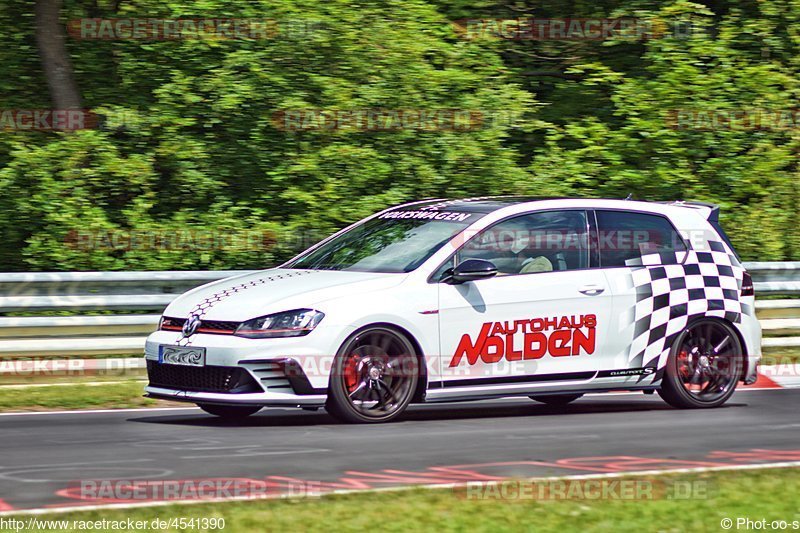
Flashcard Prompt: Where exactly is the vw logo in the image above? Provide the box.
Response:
[182,315,201,337]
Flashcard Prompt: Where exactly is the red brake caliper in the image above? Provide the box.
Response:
[677,350,690,379]
[344,355,360,393]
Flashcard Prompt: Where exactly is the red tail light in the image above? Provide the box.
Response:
[741,271,754,296]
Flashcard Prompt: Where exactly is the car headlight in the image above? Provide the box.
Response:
[234,309,325,339]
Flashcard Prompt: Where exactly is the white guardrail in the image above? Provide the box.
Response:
[0,263,797,358]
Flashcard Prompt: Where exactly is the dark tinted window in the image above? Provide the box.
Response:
[596,210,686,267]
[455,210,589,275]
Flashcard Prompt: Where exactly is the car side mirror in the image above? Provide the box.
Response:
[447,259,498,284]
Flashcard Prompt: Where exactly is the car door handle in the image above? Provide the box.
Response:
[578,285,605,296]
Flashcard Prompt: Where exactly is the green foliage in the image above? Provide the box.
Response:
[0,0,797,270]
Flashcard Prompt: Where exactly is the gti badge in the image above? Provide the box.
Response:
[182,315,201,337]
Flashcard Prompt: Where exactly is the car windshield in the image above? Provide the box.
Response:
[285,209,483,273]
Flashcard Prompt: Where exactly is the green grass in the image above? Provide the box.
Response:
[0,352,146,360]
[0,368,146,387]
[15,468,800,532]
[0,380,166,411]
[762,346,800,364]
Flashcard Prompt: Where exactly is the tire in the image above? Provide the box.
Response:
[529,394,583,406]
[658,318,742,409]
[326,326,419,424]
[197,403,262,418]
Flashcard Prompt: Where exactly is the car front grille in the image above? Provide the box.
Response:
[197,320,239,334]
[160,317,239,335]
[146,360,262,393]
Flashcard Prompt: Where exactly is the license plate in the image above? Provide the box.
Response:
[158,345,206,367]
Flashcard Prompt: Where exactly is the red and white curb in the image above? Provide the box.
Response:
[742,364,800,390]
[3,459,800,516]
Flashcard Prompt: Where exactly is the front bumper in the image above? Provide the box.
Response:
[735,310,762,385]
[144,386,328,407]
[144,358,328,407]
[144,325,354,406]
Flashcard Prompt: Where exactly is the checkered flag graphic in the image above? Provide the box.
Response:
[176,270,316,346]
[624,240,752,379]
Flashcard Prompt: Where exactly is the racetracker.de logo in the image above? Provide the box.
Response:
[71,478,322,502]
[67,18,320,40]
[64,229,286,253]
[272,109,494,132]
[453,17,692,40]
[666,109,800,131]
[459,479,711,500]
[0,109,98,131]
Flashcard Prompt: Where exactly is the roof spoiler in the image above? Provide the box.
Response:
[662,200,720,221]
[663,200,742,261]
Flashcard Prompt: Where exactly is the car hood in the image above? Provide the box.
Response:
[162,268,407,322]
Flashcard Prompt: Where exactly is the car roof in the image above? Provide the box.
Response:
[402,196,570,214]
[402,196,696,214]
[388,197,715,227]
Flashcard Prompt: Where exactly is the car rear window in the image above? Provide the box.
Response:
[595,210,687,268]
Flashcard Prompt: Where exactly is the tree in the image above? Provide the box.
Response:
[35,0,82,109]
[0,0,796,271]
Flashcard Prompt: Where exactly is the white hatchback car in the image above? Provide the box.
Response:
[145,198,761,423]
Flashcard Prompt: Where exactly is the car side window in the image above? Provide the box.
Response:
[455,210,590,275]
[595,210,687,268]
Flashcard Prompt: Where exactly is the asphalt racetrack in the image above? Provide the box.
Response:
[1,388,798,513]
